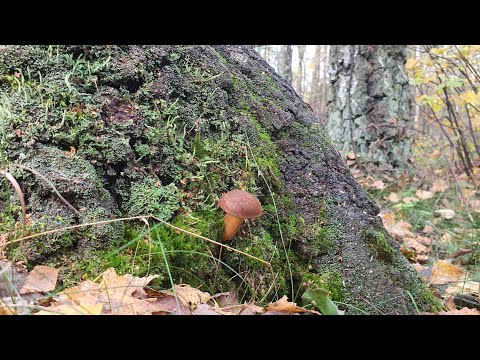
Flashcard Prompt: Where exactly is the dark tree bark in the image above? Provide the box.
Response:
[0,45,438,314]
[327,45,413,170]
[278,45,293,84]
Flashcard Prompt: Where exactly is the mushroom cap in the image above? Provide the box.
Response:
[218,190,262,219]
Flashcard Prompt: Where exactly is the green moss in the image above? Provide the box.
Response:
[306,224,338,256]
[363,227,394,262]
[125,178,181,221]
[301,269,344,302]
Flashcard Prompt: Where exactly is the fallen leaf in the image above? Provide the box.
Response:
[415,254,429,264]
[386,221,413,239]
[174,284,211,309]
[388,192,401,203]
[347,151,356,160]
[263,310,300,315]
[150,293,191,315]
[267,295,317,314]
[20,266,58,294]
[469,199,480,212]
[445,281,480,295]
[430,180,448,194]
[436,209,455,219]
[370,180,386,190]
[193,304,221,315]
[444,295,457,311]
[415,190,434,200]
[58,281,102,306]
[379,212,396,228]
[415,236,433,247]
[422,225,434,234]
[403,196,419,204]
[211,292,239,308]
[440,233,453,243]
[36,303,103,315]
[405,238,429,255]
[239,303,264,315]
[346,159,356,166]
[439,307,480,315]
[430,260,465,285]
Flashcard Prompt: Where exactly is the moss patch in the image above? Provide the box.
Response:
[363,227,394,263]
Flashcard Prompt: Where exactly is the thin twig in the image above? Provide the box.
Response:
[4,215,271,266]
[0,169,26,225]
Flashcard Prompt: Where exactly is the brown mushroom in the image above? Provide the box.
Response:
[218,189,262,241]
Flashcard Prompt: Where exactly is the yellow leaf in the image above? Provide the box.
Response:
[36,303,104,315]
[430,260,465,285]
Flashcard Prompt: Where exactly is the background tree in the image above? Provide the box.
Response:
[295,45,307,97]
[327,45,413,171]
[278,45,293,84]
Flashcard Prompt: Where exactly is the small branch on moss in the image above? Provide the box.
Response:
[0,169,26,225]
[15,164,81,217]
[4,215,271,266]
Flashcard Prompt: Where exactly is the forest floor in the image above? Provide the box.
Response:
[347,147,480,314]
[1,148,479,315]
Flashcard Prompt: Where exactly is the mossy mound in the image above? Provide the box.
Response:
[0,45,439,312]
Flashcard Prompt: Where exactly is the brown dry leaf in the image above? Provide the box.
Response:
[388,192,401,203]
[58,280,102,306]
[370,180,386,190]
[150,293,191,315]
[415,236,433,247]
[240,303,264,315]
[422,225,434,234]
[20,265,58,294]
[469,199,480,212]
[440,307,480,315]
[193,303,221,315]
[415,190,434,200]
[436,209,455,219]
[346,159,356,166]
[266,295,319,314]
[174,284,211,309]
[440,233,453,243]
[403,196,419,204]
[405,238,429,255]
[379,212,396,228]
[430,260,465,285]
[347,151,356,160]
[36,303,103,315]
[430,180,448,194]
[444,295,457,311]
[445,281,479,295]
[386,221,413,239]
[415,254,429,264]
[211,292,239,308]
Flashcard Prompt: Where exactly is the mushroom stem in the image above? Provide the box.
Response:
[222,213,245,241]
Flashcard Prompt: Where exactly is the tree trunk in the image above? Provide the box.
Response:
[327,45,413,170]
[0,45,438,314]
[310,45,322,116]
[296,45,307,97]
[278,45,293,84]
